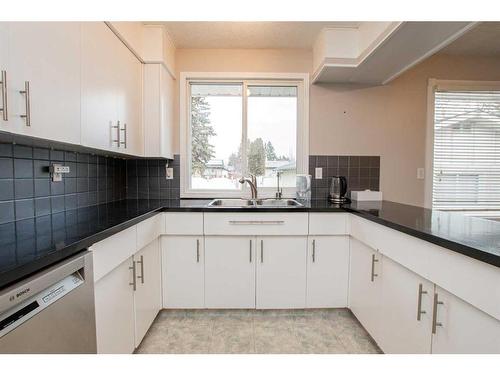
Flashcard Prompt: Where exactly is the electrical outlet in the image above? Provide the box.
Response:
[166,167,174,180]
[315,167,323,179]
[417,168,425,180]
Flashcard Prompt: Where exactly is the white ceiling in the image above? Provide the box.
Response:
[440,22,500,57]
[160,22,360,49]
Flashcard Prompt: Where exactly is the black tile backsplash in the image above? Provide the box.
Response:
[0,143,127,224]
[309,155,380,200]
[125,155,180,200]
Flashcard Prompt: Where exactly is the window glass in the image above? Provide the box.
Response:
[247,86,298,188]
[190,83,243,190]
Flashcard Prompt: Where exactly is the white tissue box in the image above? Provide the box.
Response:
[350,190,382,201]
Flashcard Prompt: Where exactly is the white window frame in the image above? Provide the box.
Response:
[180,72,309,199]
[424,79,500,209]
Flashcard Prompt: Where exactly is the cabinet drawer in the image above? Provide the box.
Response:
[204,212,308,235]
[309,213,348,235]
[163,212,203,235]
[137,213,162,249]
[91,226,137,282]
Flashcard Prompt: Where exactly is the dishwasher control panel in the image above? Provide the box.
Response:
[0,272,83,338]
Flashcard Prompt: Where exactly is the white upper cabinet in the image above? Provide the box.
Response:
[115,38,143,156]
[143,63,174,158]
[81,22,121,152]
[6,22,81,144]
[81,22,143,156]
[0,23,10,131]
[431,286,500,354]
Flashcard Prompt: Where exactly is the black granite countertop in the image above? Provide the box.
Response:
[1,198,499,289]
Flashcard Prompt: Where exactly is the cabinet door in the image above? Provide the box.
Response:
[116,40,143,156]
[256,236,307,309]
[431,286,500,354]
[162,236,204,308]
[349,238,384,343]
[306,236,349,308]
[81,22,120,152]
[8,22,81,144]
[160,65,174,158]
[134,239,162,347]
[94,257,135,354]
[379,256,433,353]
[205,236,256,308]
[0,23,9,132]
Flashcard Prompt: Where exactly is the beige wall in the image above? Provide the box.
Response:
[174,49,500,206]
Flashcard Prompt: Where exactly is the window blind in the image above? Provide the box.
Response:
[433,90,500,210]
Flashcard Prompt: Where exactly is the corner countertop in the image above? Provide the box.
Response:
[1,198,499,290]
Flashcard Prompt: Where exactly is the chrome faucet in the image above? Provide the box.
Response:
[239,175,258,200]
[275,171,283,199]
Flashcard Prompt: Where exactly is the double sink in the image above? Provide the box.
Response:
[207,198,304,208]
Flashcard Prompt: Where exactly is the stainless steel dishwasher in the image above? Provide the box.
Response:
[0,251,97,353]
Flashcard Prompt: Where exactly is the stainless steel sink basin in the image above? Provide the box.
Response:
[207,198,303,208]
[207,199,255,208]
[255,199,303,207]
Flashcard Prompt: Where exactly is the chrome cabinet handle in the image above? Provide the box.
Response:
[370,254,379,282]
[417,283,428,321]
[129,260,137,291]
[260,240,264,263]
[249,239,252,263]
[19,81,31,126]
[312,239,316,263]
[137,255,144,284]
[111,121,120,147]
[120,123,127,148]
[432,293,444,334]
[0,70,8,121]
[228,220,284,225]
[196,239,200,263]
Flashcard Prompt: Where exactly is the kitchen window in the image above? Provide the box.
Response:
[427,80,500,212]
[180,73,309,198]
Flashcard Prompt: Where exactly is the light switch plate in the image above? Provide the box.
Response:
[417,168,425,180]
[315,167,323,179]
[166,167,174,180]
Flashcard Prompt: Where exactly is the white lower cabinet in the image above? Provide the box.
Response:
[256,236,307,309]
[162,236,204,308]
[306,236,349,308]
[133,239,162,347]
[431,286,500,354]
[379,256,433,354]
[349,238,384,342]
[94,257,136,354]
[204,236,256,308]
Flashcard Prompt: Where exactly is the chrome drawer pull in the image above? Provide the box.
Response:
[260,240,264,263]
[129,260,137,291]
[111,121,120,147]
[196,239,200,263]
[432,293,444,334]
[370,254,379,282]
[228,220,284,225]
[19,81,31,126]
[137,255,144,284]
[416,283,427,321]
[249,239,252,263]
[0,70,8,121]
[312,239,316,262]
